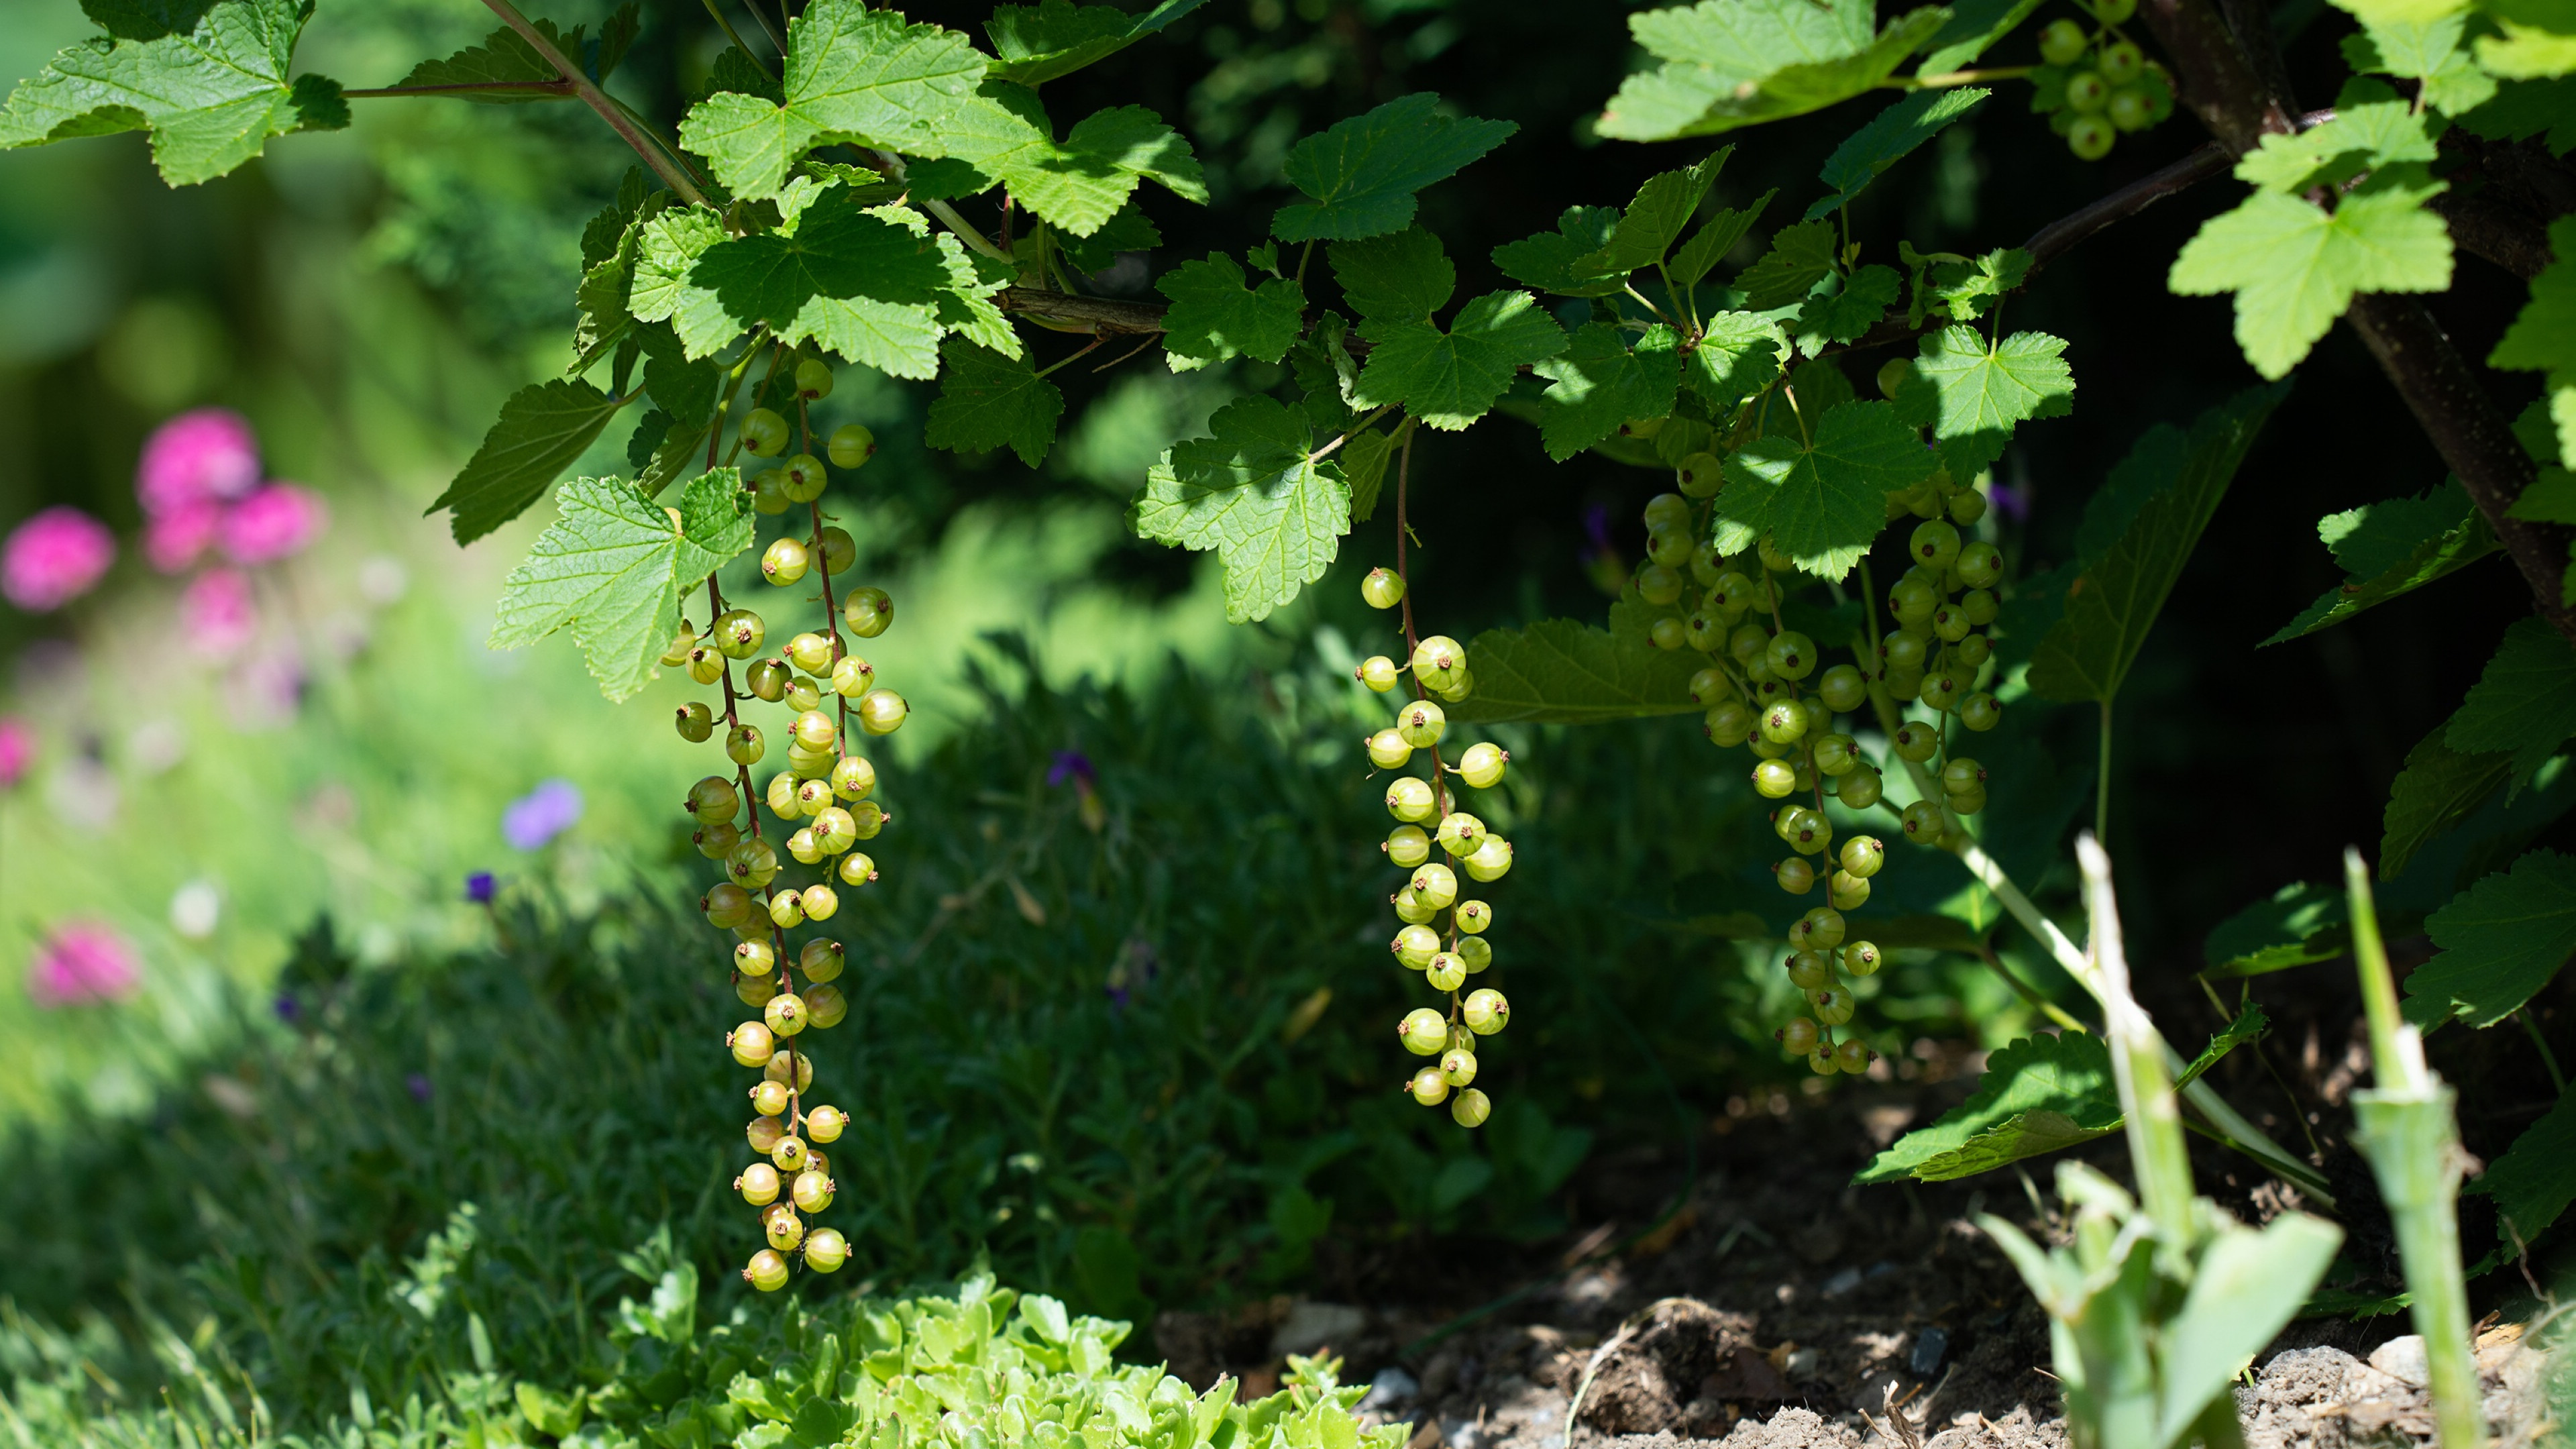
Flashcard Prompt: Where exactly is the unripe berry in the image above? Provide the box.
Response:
[1887,576,1939,625]
[1891,722,1939,762]
[1691,541,1727,586]
[661,626,699,667]
[1941,757,1988,795]
[843,587,892,639]
[2039,15,2088,62]
[1439,1046,1479,1087]
[1393,924,1441,969]
[1450,1087,1492,1128]
[745,1248,791,1291]
[1367,729,1413,769]
[1462,837,1513,882]
[786,676,826,712]
[1462,988,1509,1034]
[2098,38,2143,83]
[1410,862,1459,910]
[729,838,780,890]
[837,851,879,888]
[1386,824,1432,868]
[765,994,808,1037]
[1845,941,1884,977]
[1638,564,1684,607]
[859,688,908,735]
[731,1020,777,1067]
[2068,112,2115,159]
[1391,886,1437,924]
[1900,800,1945,845]
[778,633,828,674]
[1837,765,1884,810]
[1828,871,1871,911]
[765,1050,813,1091]
[1809,733,1858,777]
[1776,857,1816,894]
[1426,952,1467,991]
[1647,524,1693,569]
[1787,950,1831,989]
[1760,699,1810,745]
[727,723,767,766]
[1753,759,1799,798]
[800,938,846,982]
[804,982,847,1028]
[704,883,755,929]
[780,454,828,503]
[829,755,876,801]
[804,1104,847,1142]
[1829,1038,1870,1075]
[1959,692,2002,732]
[1410,635,1464,687]
[1395,700,1444,747]
[1399,1008,1448,1055]
[763,537,811,585]
[1811,985,1856,1025]
[771,1133,810,1172]
[741,408,791,458]
[1456,934,1492,973]
[1458,741,1508,788]
[698,822,743,859]
[1764,631,1815,682]
[794,357,835,400]
[1358,655,1400,692]
[768,890,806,928]
[1408,1065,1452,1106]
[765,1205,806,1252]
[1949,784,1989,816]
[1919,672,1964,712]
[2107,85,2155,131]
[1700,698,1750,749]
[752,1080,792,1117]
[1385,775,1435,822]
[792,1169,835,1213]
[828,424,876,470]
[677,701,716,742]
[767,771,805,821]
[740,658,786,703]
[748,1115,788,1154]
[1948,488,1988,527]
[690,775,741,823]
[1435,812,1486,857]
[812,805,857,854]
[714,608,766,659]
[1802,907,1847,949]
[802,1226,850,1273]
[753,470,794,515]
[818,526,855,576]
[738,1161,782,1205]
[1649,615,1686,651]
[1675,451,1723,498]
[1360,568,1405,610]
[735,937,777,976]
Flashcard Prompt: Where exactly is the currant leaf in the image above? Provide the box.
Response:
[431,380,631,545]
[1352,291,1568,431]
[1441,619,1703,723]
[2404,849,2576,1028]
[1157,254,1306,372]
[984,0,1212,86]
[1598,0,1951,142]
[926,339,1064,466]
[1712,400,1935,578]
[2263,480,2498,643]
[1271,93,1517,242]
[1130,396,1351,623]
[1491,208,1626,298]
[2447,617,2576,790]
[1330,228,1457,323]
[2169,184,2453,380]
[1805,88,1988,220]
[1534,324,1684,462]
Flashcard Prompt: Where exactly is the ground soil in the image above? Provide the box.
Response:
[1157,1040,2559,1449]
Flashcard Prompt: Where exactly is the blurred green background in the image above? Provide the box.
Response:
[1,0,2569,1443]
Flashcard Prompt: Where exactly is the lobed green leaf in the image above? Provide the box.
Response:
[2169,184,2454,381]
[2403,849,2576,1027]
[1805,88,1988,220]
[1158,254,1306,372]
[1712,400,1935,579]
[2263,480,2498,643]
[1441,619,1703,723]
[1271,93,1516,243]
[925,339,1063,467]
[1599,0,1953,141]
[1532,324,1683,462]
[2445,616,2576,790]
[1130,396,1350,623]
[1351,291,1568,431]
[431,379,631,544]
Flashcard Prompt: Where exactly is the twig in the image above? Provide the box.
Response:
[342,80,573,99]
[478,0,708,207]
[701,0,776,81]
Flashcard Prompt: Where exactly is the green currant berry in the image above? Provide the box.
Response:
[1963,594,2000,634]
[2068,112,2115,158]
[704,883,755,930]
[1705,699,1754,748]
[1409,1065,1452,1106]
[676,701,716,743]
[1411,635,1465,687]
[843,587,892,638]
[1682,614,1725,653]
[769,891,806,929]
[738,1161,782,1205]
[1776,857,1817,894]
[1779,1016,1821,1055]
[714,608,766,660]
[1834,767,1881,812]
[1876,356,1916,399]
[1839,836,1886,879]
[1690,541,1727,587]
[1676,451,1724,499]
[1813,665,1864,714]
[1931,605,1972,644]
[837,851,879,888]
[1828,871,1871,911]
[1900,800,1946,845]
[1707,572,1754,617]
[1638,564,1684,607]
[1958,692,2002,732]
[1803,907,1846,949]
[741,408,791,458]
[802,1227,850,1273]
[1787,950,1832,989]
[1361,568,1405,610]
[1426,953,1467,991]
[1878,635,1929,681]
[730,1020,777,1067]
[804,1104,847,1142]
[745,1248,791,1292]
[2065,69,2111,112]
[1400,1008,1448,1055]
[1808,733,1858,777]
[1368,729,1414,769]
[1439,1046,1479,1087]
[1393,923,1441,968]
[1411,862,1459,909]
[1458,741,1508,788]
[767,771,805,821]
[690,775,742,823]
[1948,488,1988,527]
[698,822,743,860]
[1941,757,1987,795]
[1358,655,1401,692]
[1754,759,1799,798]
[1396,699,1445,748]
[1650,616,1687,651]
[1393,886,1437,925]
[765,1046,814,1092]
[763,537,811,586]
[787,826,824,866]
[1646,525,1693,570]
[780,454,828,504]
[1445,1087,1491,1133]
[1950,540,2000,590]
[2107,85,2155,131]
[1833,1038,1872,1074]
[1435,812,1487,856]
[804,982,847,1028]
[765,993,809,1038]
[1810,985,1856,1025]
[792,1167,835,1213]
[800,939,846,983]
[1765,631,1817,681]
[1431,669,1475,705]
[786,710,830,752]
[785,681,826,718]
[661,626,700,667]
[1948,784,1988,816]
[1760,698,1810,745]
[725,723,766,767]
[1892,722,1940,761]
[748,1116,787,1155]
[728,838,781,890]
[2039,16,2088,62]
[1844,941,1883,977]
[2098,38,2142,82]
[847,800,886,839]
[818,527,855,576]
[792,357,835,401]
[781,633,828,674]
[1462,989,1509,1034]
[830,654,875,698]
[1887,576,1939,625]
[1456,934,1492,973]
[1456,900,1492,934]
[752,1079,792,1118]
[827,424,876,470]
[753,470,794,515]
[1909,520,1962,573]
[801,882,841,922]
[1386,775,1436,822]
[764,1205,806,1252]
[737,658,783,703]
[857,688,908,736]
[1386,824,1432,868]
[1919,672,1964,712]
[1722,623,1764,666]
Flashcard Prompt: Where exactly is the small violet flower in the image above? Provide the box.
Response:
[1048,750,1095,788]
[407,1073,433,1104]
[501,779,582,851]
[2,507,115,612]
[26,923,140,1008]
[465,871,496,904]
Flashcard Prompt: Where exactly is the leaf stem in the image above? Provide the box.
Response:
[737,0,790,56]
[342,80,573,99]
[1889,66,2035,88]
[2519,1009,2567,1095]
[2095,699,2111,845]
[700,0,776,80]
[478,0,708,208]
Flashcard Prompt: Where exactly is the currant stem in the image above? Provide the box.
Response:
[476,0,708,207]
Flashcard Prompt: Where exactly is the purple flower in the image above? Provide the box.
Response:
[406,1073,433,1104]
[1987,483,2029,523]
[273,993,301,1023]
[1048,751,1095,788]
[26,924,140,1008]
[0,717,30,789]
[218,483,325,566]
[1105,984,1131,1012]
[1582,503,1613,553]
[465,871,496,904]
[501,780,583,851]
[3,507,115,612]
[179,567,258,657]
[138,409,261,516]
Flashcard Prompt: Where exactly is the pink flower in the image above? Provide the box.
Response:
[180,567,258,656]
[144,498,223,574]
[138,409,260,516]
[218,483,324,566]
[0,717,30,788]
[2,507,115,612]
[26,923,140,1008]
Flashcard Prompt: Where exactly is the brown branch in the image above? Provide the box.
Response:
[994,286,1167,334]
[479,0,708,208]
[2134,0,2298,153]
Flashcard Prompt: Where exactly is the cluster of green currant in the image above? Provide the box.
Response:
[663,354,912,1292]
[2032,0,2174,160]
[1629,361,2008,1074]
[1354,566,1515,1127]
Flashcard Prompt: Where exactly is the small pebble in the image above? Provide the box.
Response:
[1821,1266,1864,1297]
[1910,1326,1949,1377]
[1359,1368,1419,1414]
[2369,1334,2430,1387]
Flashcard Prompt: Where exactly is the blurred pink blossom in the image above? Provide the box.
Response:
[144,497,223,574]
[26,923,140,1008]
[218,482,325,565]
[0,717,30,788]
[180,567,258,656]
[2,507,115,611]
[138,409,260,515]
